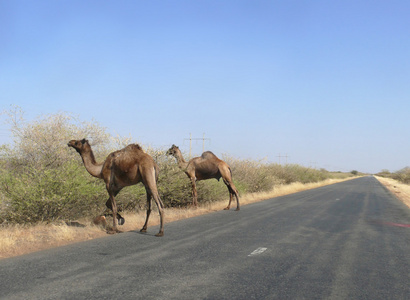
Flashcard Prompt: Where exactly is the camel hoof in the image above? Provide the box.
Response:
[155,232,164,237]
[235,208,240,211]
[223,207,230,210]
[140,228,147,233]
[118,217,125,225]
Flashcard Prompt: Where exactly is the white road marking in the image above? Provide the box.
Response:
[248,247,267,256]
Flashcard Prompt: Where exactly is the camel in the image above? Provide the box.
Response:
[166,145,240,211]
[68,139,165,236]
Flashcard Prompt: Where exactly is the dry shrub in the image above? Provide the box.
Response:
[0,223,106,258]
[224,156,332,193]
[223,156,279,193]
[0,108,353,225]
[392,167,410,184]
[376,167,410,184]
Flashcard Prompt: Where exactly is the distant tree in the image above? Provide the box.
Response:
[351,170,358,175]
[375,169,391,177]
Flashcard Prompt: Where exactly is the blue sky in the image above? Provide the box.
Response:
[1,0,409,174]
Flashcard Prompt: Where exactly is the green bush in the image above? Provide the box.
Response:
[0,108,353,224]
[0,161,106,223]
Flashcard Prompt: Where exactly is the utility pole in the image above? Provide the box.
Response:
[277,153,289,165]
[184,133,211,158]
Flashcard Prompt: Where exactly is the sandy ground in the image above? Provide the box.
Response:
[3,176,404,260]
[374,176,410,209]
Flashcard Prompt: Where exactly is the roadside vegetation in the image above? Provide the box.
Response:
[375,168,410,209]
[376,168,410,184]
[0,107,355,258]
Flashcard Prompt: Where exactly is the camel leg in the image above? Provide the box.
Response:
[232,187,240,211]
[224,180,240,211]
[152,192,165,237]
[230,182,240,211]
[190,178,198,207]
[140,189,164,237]
[153,165,165,236]
[141,167,165,237]
[224,192,233,210]
[140,190,152,233]
[107,192,121,233]
[105,198,125,225]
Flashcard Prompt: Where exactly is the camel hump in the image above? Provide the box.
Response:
[125,144,143,152]
[201,151,218,160]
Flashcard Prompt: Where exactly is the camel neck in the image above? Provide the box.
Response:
[79,147,103,178]
[174,150,189,170]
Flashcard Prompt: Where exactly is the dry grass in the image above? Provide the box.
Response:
[375,176,410,208]
[0,222,106,259]
[0,177,355,259]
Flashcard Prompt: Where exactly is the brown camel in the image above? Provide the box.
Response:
[68,139,165,236]
[166,145,240,211]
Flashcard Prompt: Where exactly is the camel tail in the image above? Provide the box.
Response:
[226,166,234,182]
[227,166,238,193]
[154,164,160,183]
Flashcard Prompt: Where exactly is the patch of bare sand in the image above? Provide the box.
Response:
[375,176,410,208]
[0,177,356,259]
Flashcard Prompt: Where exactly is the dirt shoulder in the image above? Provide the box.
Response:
[0,177,357,260]
[375,176,410,209]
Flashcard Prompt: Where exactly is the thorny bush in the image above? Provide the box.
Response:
[0,109,348,224]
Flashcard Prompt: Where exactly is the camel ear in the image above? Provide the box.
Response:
[81,138,87,144]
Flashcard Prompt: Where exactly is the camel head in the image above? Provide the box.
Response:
[67,138,90,154]
[166,144,180,157]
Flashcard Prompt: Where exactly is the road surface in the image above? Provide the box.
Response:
[1,176,409,299]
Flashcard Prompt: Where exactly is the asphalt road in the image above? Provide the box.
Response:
[1,176,409,300]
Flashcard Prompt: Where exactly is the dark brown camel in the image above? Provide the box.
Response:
[68,139,165,236]
[166,145,240,210]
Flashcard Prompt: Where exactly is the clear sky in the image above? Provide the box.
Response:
[1,0,409,174]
